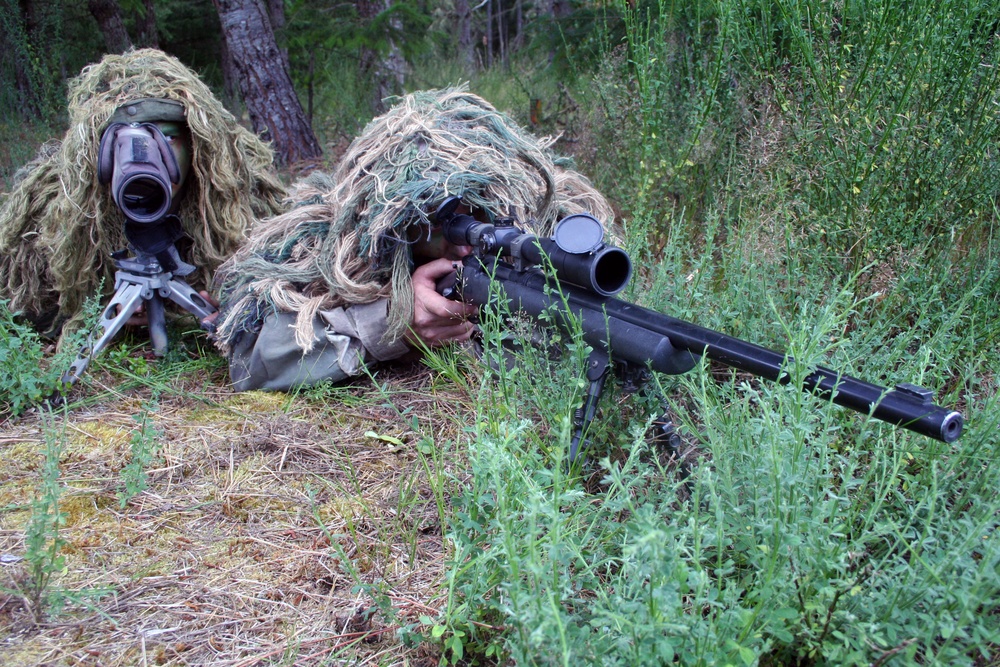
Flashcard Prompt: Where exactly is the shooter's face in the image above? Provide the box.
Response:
[155,121,191,198]
[411,202,475,261]
[411,225,473,261]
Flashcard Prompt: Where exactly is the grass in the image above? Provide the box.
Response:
[0,340,463,665]
[12,405,69,625]
[2,0,999,663]
[427,220,999,665]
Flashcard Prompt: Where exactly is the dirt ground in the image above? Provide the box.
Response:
[0,344,469,666]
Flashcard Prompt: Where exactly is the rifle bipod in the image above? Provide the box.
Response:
[569,350,690,474]
[59,249,216,392]
[568,350,612,462]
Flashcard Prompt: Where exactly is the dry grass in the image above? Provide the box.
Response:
[0,347,470,666]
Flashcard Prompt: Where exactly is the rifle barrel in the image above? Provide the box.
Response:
[605,300,963,443]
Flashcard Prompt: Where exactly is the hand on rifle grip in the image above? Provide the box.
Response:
[407,259,477,348]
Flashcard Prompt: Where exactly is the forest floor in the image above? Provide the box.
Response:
[0,330,468,666]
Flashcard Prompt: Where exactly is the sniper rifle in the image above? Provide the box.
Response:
[432,197,964,461]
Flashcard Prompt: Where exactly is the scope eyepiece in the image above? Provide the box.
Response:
[98,122,182,224]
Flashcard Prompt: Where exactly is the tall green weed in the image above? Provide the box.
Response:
[429,10,1000,650]
[3,406,116,624]
[17,407,69,623]
[116,399,163,509]
[586,0,1000,270]
[731,0,1000,265]
[589,0,736,249]
[0,300,81,417]
[436,216,999,664]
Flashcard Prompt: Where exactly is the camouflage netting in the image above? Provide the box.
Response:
[214,87,617,353]
[0,48,287,338]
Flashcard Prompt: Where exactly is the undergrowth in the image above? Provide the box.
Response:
[419,1,1000,663]
[1,0,998,663]
[0,297,101,418]
[428,228,999,664]
[16,406,69,624]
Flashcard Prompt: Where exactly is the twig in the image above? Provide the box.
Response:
[230,626,396,667]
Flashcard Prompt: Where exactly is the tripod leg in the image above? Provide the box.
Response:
[163,278,217,321]
[147,292,168,355]
[60,282,147,388]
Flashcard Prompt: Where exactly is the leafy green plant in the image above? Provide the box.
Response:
[430,125,999,664]
[586,0,736,247]
[737,0,1000,266]
[0,0,72,122]
[93,325,229,403]
[1,404,117,625]
[0,3,994,664]
[116,398,163,509]
[439,285,1000,664]
[0,298,99,417]
[0,300,55,417]
[20,407,68,622]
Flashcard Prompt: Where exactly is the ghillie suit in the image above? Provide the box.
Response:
[0,48,286,337]
[214,87,616,354]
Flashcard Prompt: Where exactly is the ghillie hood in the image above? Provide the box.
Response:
[214,87,615,352]
[0,48,286,336]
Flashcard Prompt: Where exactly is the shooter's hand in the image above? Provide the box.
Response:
[124,304,148,327]
[406,258,477,348]
[198,291,220,331]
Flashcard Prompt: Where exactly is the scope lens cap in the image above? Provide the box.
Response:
[553,214,605,254]
[434,196,462,223]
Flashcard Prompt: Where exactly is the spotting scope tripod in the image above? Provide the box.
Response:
[60,244,216,389]
[59,120,217,390]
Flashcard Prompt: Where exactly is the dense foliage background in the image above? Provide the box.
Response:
[1,0,998,665]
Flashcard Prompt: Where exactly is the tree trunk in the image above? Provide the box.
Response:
[306,50,315,125]
[497,0,504,67]
[266,0,289,71]
[135,0,159,48]
[514,0,523,51]
[356,0,406,113]
[218,36,242,116]
[540,0,566,64]
[485,0,493,67]
[381,14,407,104]
[266,0,284,31]
[213,0,321,166]
[454,0,475,70]
[88,0,132,53]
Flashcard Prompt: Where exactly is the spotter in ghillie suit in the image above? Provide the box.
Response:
[0,48,287,338]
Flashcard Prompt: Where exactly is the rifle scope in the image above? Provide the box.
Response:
[435,197,632,296]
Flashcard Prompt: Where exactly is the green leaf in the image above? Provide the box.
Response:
[364,431,405,446]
